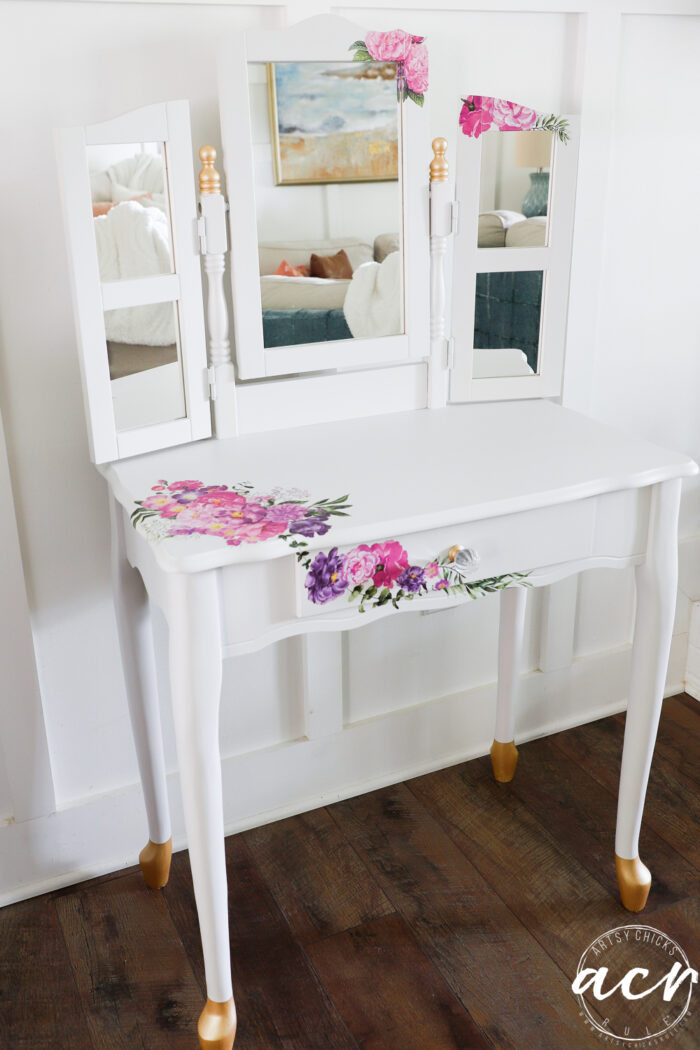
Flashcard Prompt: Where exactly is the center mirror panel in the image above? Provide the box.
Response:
[248,60,405,349]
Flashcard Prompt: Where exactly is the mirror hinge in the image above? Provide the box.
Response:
[450,200,460,235]
[197,215,207,254]
[446,338,455,370]
[207,365,217,401]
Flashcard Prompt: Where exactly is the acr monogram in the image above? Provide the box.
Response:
[572,926,697,1045]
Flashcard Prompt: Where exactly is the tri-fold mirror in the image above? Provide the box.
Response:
[220,17,430,379]
[56,17,580,466]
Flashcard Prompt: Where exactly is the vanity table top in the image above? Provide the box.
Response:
[102,400,697,574]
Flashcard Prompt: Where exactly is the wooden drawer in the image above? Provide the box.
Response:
[216,489,650,645]
[295,498,598,619]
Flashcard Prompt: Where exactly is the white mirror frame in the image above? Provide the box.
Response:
[219,14,430,381]
[450,116,580,402]
[56,101,211,464]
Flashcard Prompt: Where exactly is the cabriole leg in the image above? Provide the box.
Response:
[166,571,236,1049]
[491,585,527,782]
[615,479,681,912]
[109,496,172,887]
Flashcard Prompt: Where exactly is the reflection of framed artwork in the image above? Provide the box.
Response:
[267,61,399,185]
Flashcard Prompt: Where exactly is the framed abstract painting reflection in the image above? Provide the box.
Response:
[267,61,399,184]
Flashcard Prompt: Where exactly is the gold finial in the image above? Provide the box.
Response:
[430,137,448,183]
[199,146,221,195]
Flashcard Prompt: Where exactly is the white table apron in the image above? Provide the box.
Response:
[103,400,695,1049]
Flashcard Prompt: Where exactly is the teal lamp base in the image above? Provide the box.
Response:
[522,171,549,217]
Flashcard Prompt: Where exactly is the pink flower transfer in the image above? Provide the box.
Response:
[404,42,429,94]
[491,98,537,131]
[342,545,380,587]
[305,537,531,612]
[460,95,570,142]
[459,96,495,139]
[168,480,203,492]
[132,482,352,551]
[350,30,428,105]
[371,541,409,588]
[365,29,412,62]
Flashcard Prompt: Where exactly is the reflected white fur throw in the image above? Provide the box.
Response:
[343,251,402,338]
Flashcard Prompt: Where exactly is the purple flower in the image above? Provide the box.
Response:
[397,565,426,593]
[434,578,450,590]
[290,515,331,537]
[264,502,307,524]
[305,548,348,604]
[172,490,205,505]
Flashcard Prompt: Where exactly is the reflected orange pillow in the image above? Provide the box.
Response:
[275,259,311,278]
[92,201,116,217]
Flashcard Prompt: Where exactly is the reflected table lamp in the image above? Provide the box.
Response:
[514,130,552,217]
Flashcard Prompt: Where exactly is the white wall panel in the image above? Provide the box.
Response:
[589,14,700,537]
[0,1,274,806]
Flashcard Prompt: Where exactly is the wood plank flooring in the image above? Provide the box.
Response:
[1,694,698,1050]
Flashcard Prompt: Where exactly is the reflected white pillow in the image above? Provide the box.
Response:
[477,214,506,248]
[505,217,547,247]
[260,275,350,311]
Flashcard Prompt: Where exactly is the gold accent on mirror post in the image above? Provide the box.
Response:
[139,838,173,889]
[490,740,519,782]
[447,544,462,562]
[198,998,237,1050]
[199,147,221,195]
[430,138,448,183]
[615,855,652,912]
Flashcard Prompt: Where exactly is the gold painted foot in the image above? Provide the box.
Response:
[138,838,172,889]
[615,855,652,912]
[490,740,519,783]
[198,998,236,1050]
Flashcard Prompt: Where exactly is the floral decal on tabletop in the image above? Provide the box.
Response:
[459,95,569,142]
[305,539,530,612]
[350,30,428,106]
[130,480,351,549]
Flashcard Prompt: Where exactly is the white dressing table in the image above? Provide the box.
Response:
[104,400,695,1047]
[55,15,697,1049]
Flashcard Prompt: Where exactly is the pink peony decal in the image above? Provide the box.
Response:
[350,30,428,106]
[342,545,380,587]
[459,95,495,139]
[132,483,351,550]
[370,540,409,588]
[306,538,531,612]
[364,29,412,62]
[167,480,203,492]
[460,95,569,142]
[491,98,537,131]
[404,42,429,95]
[132,482,531,616]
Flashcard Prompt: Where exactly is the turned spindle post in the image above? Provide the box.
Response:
[428,137,452,409]
[198,145,237,438]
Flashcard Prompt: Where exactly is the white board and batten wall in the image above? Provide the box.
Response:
[0,0,698,905]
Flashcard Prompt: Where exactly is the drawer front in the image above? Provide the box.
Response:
[295,498,597,619]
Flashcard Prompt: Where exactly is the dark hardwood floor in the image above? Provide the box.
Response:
[1,695,698,1050]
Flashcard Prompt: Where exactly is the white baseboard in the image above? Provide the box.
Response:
[0,641,683,908]
[685,673,700,701]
